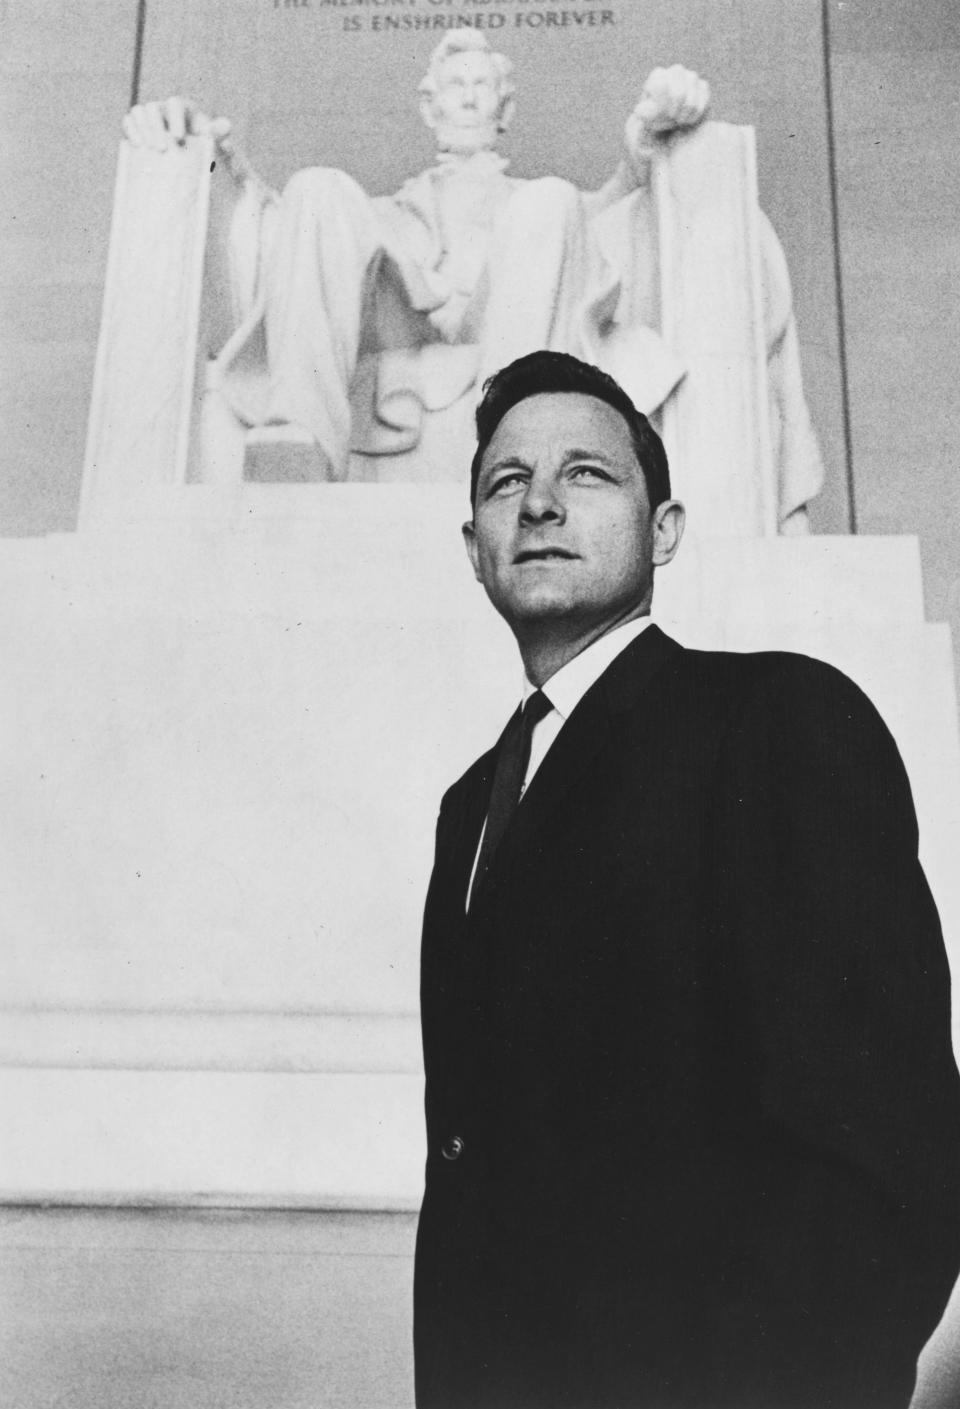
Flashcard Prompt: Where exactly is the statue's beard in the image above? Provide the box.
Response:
[433,118,500,156]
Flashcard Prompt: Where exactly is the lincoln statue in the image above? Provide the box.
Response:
[124,33,822,529]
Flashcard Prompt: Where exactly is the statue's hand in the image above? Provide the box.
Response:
[122,96,232,152]
[625,65,710,165]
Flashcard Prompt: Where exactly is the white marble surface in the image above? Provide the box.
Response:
[81,138,213,520]
[1,506,957,1210]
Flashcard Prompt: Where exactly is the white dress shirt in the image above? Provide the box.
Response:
[466,616,654,908]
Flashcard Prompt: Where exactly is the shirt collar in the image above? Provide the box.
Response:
[522,617,654,721]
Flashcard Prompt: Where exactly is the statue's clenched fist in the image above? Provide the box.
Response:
[624,65,710,165]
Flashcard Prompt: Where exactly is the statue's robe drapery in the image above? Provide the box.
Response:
[218,152,822,530]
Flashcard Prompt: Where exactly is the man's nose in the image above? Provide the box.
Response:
[519,478,566,523]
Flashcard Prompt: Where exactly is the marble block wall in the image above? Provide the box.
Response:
[0,0,137,536]
[827,0,960,700]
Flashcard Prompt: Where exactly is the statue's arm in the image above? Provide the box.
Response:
[582,65,711,218]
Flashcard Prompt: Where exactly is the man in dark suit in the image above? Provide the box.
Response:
[414,350,960,1409]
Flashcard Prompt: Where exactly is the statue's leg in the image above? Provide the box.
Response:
[478,178,590,386]
[263,167,381,474]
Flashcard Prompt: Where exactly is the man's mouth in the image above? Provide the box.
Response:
[513,549,578,564]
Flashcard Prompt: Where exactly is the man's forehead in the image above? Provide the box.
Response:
[480,392,636,467]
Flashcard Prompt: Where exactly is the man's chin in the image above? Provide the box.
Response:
[492,589,578,627]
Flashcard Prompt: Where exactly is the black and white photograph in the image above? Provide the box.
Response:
[2,1,960,1405]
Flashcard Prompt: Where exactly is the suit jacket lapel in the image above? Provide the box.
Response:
[436,715,515,915]
[482,625,683,887]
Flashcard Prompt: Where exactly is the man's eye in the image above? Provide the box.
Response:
[488,473,526,496]
[569,464,609,481]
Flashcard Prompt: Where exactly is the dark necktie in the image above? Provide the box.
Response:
[471,689,554,903]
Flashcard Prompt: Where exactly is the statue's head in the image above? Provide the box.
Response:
[418,33,516,155]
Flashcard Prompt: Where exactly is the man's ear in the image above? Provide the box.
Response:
[462,520,483,583]
[497,96,516,134]
[651,500,685,567]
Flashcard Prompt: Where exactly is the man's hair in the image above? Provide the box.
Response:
[418,33,515,123]
[469,351,671,510]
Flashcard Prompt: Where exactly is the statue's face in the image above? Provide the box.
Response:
[425,50,504,154]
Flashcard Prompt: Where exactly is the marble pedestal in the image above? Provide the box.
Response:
[1,488,958,1210]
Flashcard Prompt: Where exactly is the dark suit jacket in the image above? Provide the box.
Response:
[414,626,960,1409]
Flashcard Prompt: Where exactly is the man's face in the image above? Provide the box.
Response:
[425,51,503,153]
[463,393,683,644]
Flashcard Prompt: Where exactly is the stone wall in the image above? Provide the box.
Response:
[828,0,960,697]
[0,0,137,535]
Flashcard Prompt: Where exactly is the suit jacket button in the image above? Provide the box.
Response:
[441,1136,464,1161]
